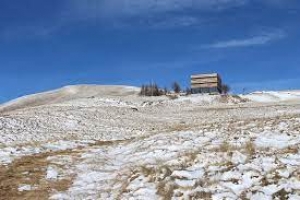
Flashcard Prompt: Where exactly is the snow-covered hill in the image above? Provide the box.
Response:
[0,85,140,113]
[241,91,300,103]
[0,86,300,199]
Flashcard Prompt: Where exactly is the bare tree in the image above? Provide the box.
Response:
[185,87,192,95]
[172,82,181,93]
[140,85,145,96]
[221,84,231,95]
[163,87,168,95]
[139,83,164,96]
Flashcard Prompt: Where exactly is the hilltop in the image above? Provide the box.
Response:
[0,85,300,199]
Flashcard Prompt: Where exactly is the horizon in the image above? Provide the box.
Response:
[1,0,300,102]
[1,83,300,105]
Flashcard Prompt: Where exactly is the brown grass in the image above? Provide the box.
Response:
[189,191,213,200]
[0,149,80,200]
[168,123,192,132]
[278,145,299,154]
[244,140,256,157]
[214,141,240,153]
[156,181,177,200]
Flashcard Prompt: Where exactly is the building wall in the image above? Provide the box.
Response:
[191,87,221,94]
[191,73,222,94]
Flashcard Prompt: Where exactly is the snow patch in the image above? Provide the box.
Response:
[46,166,59,179]
[255,132,300,149]
[18,184,33,191]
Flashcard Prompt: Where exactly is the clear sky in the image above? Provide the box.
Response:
[0,0,300,102]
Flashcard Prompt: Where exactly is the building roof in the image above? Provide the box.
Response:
[191,73,220,79]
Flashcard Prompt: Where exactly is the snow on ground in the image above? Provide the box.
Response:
[51,119,300,199]
[173,94,245,106]
[18,185,34,192]
[255,131,300,149]
[1,86,300,199]
[0,85,140,113]
[0,140,95,165]
[46,166,59,180]
[241,91,300,103]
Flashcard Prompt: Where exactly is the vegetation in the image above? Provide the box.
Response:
[221,84,231,95]
[172,82,181,93]
[185,87,192,95]
[140,84,165,96]
[140,81,230,96]
[139,81,183,96]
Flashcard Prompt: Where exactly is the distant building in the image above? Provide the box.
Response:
[191,73,222,94]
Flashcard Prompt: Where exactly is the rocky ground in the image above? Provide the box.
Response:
[0,85,300,200]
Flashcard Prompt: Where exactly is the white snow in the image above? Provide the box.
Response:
[231,151,248,164]
[251,192,272,200]
[0,150,13,164]
[242,91,300,103]
[221,173,254,196]
[172,168,205,180]
[175,179,196,187]
[18,185,33,191]
[278,153,300,166]
[124,176,159,200]
[254,131,300,149]
[46,166,59,179]
[0,140,93,165]
[289,194,300,200]
[260,184,282,196]
[42,140,83,151]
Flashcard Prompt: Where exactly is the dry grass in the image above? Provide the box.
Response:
[278,145,299,154]
[168,123,192,132]
[167,94,179,100]
[140,166,156,180]
[137,165,177,200]
[156,180,177,200]
[214,141,240,153]
[244,140,256,157]
[219,141,232,152]
[0,149,80,200]
[189,191,213,200]
[272,189,288,199]
[185,151,198,163]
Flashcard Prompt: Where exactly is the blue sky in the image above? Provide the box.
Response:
[0,0,300,102]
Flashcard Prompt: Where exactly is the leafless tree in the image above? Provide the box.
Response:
[172,82,181,93]
[139,83,163,96]
[185,87,192,95]
[221,84,231,95]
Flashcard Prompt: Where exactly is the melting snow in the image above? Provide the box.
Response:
[46,166,59,179]
[18,184,33,191]
[255,131,300,149]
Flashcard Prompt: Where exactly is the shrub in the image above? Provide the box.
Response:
[221,84,231,95]
[172,82,181,93]
[163,87,169,95]
[185,87,192,95]
[139,83,164,96]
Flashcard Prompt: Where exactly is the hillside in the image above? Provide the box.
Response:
[0,85,140,113]
[0,85,300,200]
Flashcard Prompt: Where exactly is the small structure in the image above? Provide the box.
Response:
[191,73,222,94]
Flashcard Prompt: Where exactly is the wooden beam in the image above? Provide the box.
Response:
[191,73,219,79]
[191,83,219,88]
[191,78,219,84]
